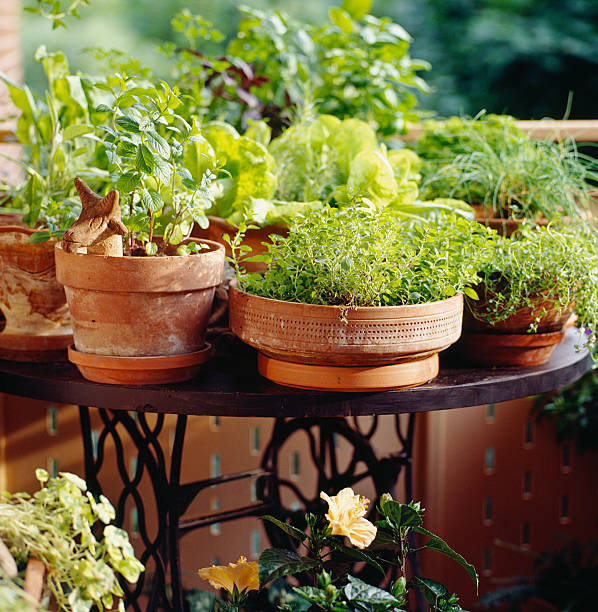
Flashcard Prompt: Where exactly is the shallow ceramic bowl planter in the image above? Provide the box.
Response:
[458,293,572,367]
[229,286,464,391]
[55,239,225,385]
[192,216,288,272]
[0,225,72,361]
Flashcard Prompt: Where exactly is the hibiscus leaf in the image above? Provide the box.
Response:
[330,540,385,578]
[413,576,455,608]
[413,526,479,592]
[343,575,401,606]
[380,500,423,529]
[258,548,318,586]
[260,515,307,542]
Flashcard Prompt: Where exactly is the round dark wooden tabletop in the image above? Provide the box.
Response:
[0,328,589,417]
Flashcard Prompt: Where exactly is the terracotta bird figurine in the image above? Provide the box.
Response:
[62,178,128,256]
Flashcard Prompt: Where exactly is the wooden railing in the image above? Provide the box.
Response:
[1,120,598,145]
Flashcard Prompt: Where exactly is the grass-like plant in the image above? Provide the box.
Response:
[237,204,492,307]
[415,114,598,221]
[467,225,598,333]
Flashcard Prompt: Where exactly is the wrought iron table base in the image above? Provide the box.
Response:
[78,407,416,611]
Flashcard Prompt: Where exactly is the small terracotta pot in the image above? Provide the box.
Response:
[0,226,72,359]
[457,328,566,367]
[472,204,547,236]
[56,239,224,384]
[465,299,572,335]
[192,216,288,272]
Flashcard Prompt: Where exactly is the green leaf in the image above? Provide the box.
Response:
[142,188,163,213]
[330,540,385,577]
[341,0,372,20]
[260,515,307,542]
[115,115,140,133]
[343,575,401,607]
[136,143,155,174]
[63,124,94,141]
[329,7,353,34]
[145,242,158,256]
[28,231,52,244]
[258,548,318,586]
[153,155,172,184]
[413,576,451,607]
[463,287,479,300]
[413,526,479,592]
[115,170,141,195]
[380,500,423,528]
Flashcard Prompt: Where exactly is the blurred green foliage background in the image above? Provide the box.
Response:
[21,0,598,119]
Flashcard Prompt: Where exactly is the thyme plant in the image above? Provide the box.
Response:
[467,225,598,334]
[239,204,492,307]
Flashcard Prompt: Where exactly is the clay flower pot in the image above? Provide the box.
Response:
[229,286,464,391]
[0,226,72,361]
[55,239,225,385]
[459,293,572,366]
[192,216,288,272]
[471,205,548,237]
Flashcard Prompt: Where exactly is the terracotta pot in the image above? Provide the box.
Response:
[55,239,224,384]
[465,294,572,335]
[472,204,547,236]
[0,226,72,360]
[192,216,288,272]
[457,328,566,366]
[230,287,463,366]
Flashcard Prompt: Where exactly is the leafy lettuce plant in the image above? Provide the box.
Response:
[0,469,144,612]
[238,204,491,307]
[95,74,213,255]
[415,114,598,222]
[467,224,598,335]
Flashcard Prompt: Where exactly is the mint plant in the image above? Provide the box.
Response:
[95,75,213,255]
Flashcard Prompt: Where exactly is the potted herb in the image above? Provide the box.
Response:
[0,469,144,612]
[54,76,224,385]
[414,114,597,233]
[228,204,490,391]
[459,225,598,366]
[193,112,474,272]
[0,47,106,360]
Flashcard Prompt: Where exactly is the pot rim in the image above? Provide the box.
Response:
[56,238,225,293]
[229,283,463,316]
[55,237,224,261]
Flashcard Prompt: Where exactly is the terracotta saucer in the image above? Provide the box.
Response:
[0,332,73,362]
[68,343,213,385]
[458,329,566,367]
[257,352,439,392]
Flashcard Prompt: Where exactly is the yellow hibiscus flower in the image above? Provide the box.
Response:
[320,487,377,549]
[198,556,259,594]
